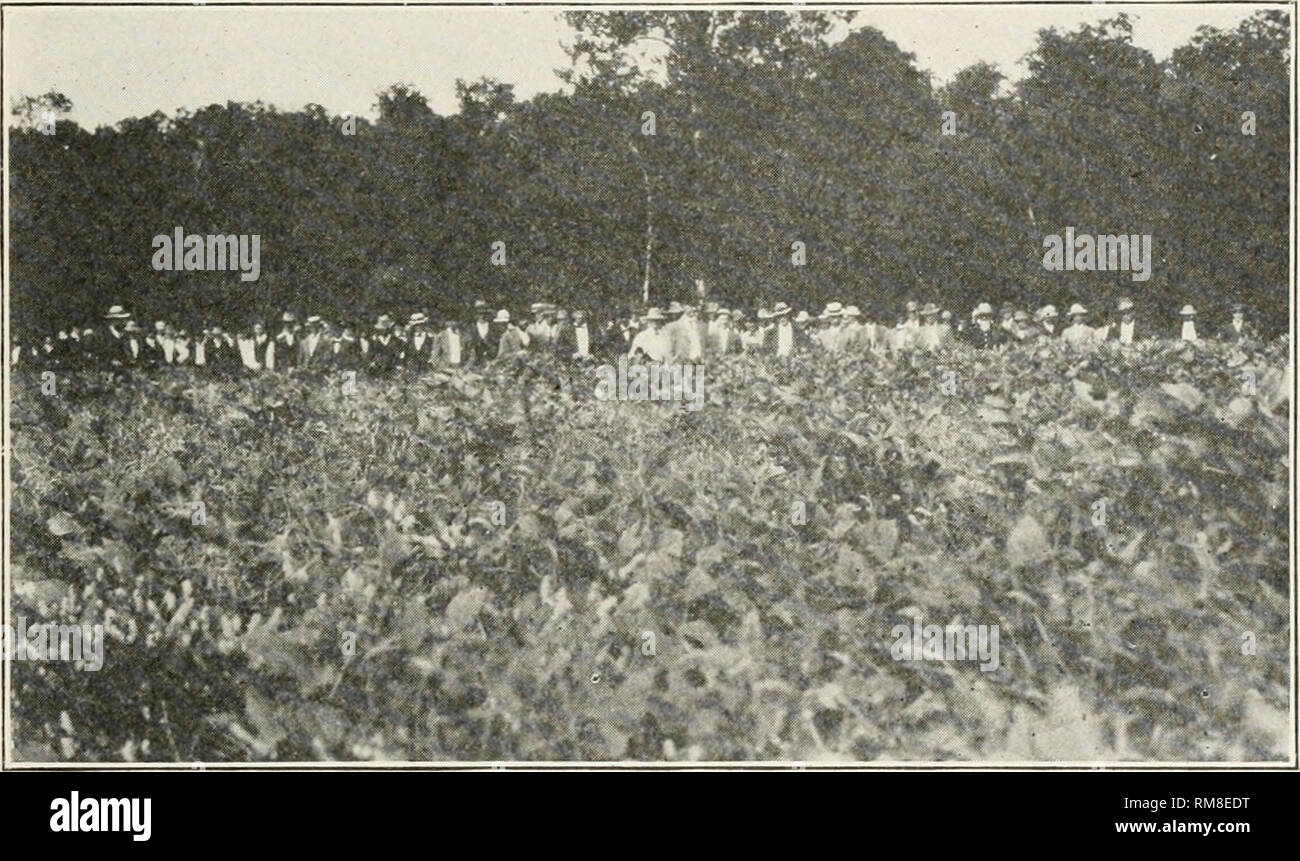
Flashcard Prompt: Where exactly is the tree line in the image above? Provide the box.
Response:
[7,10,1290,336]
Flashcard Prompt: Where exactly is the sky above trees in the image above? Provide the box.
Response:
[3,4,1278,129]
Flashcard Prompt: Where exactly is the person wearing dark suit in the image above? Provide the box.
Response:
[404,312,438,368]
[1223,303,1256,343]
[274,312,301,371]
[463,300,496,366]
[707,308,742,356]
[96,305,135,368]
[550,310,574,360]
[963,303,1003,350]
[1030,305,1059,340]
[297,317,328,369]
[495,309,530,359]
[203,326,235,375]
[365,315,400,375]
[1099,297,1140,345]
[327,325,359,370]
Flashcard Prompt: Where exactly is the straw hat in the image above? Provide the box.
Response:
[104,305,130,320]
[1179,305,1196,316]
[494,309,511,323]
[643,307,665,322]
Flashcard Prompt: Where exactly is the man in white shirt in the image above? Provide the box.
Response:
[892,301,920,351]
[439,317,462,366]
[1180,305,1198,342]
[660,302,701,362]
[525,304,552,347]
[839,306,865,352]
[917,304,941,351]
[768,302,795,357]
[817,303,844,351]
[709,308,736,355]
[1103,297,1138,345]
[629,308,670,361]
[1060,304,1095,345]
[571,310,591,359]
[497,309,531,359]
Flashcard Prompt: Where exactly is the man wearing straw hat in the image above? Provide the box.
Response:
[1033,305,1059,339]
[817,302,844,351]
[95,304,135,367]
[964,302,1000,350]
[629,307,670,362]
[404,312,438,367]
[890,301,919,351]
[764,302,796,357]
[838,306,866,352]
[365,313,400,374]
[914,303,942,351]
[1060,303,1095,345]
[1223,303,1255,343]
[496,309,531,359]
[1100,297,1139,345]
[661,301,701,363]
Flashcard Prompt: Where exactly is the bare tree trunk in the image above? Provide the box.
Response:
[641,163,653,305]
[630,142,654,305]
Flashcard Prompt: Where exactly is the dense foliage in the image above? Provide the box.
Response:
[10,338,1290,761]
[9,10,1291,333]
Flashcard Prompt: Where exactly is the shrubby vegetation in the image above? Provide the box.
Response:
[10,338,1289,761]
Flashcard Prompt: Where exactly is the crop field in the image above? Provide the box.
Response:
[7,339,1291,762]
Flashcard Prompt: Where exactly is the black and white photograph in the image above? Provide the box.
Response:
[1,0,1293,771]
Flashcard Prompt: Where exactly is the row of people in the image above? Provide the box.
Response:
[12,301,613,372]
[628,297,1260,361]
[12,296,1263,372]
